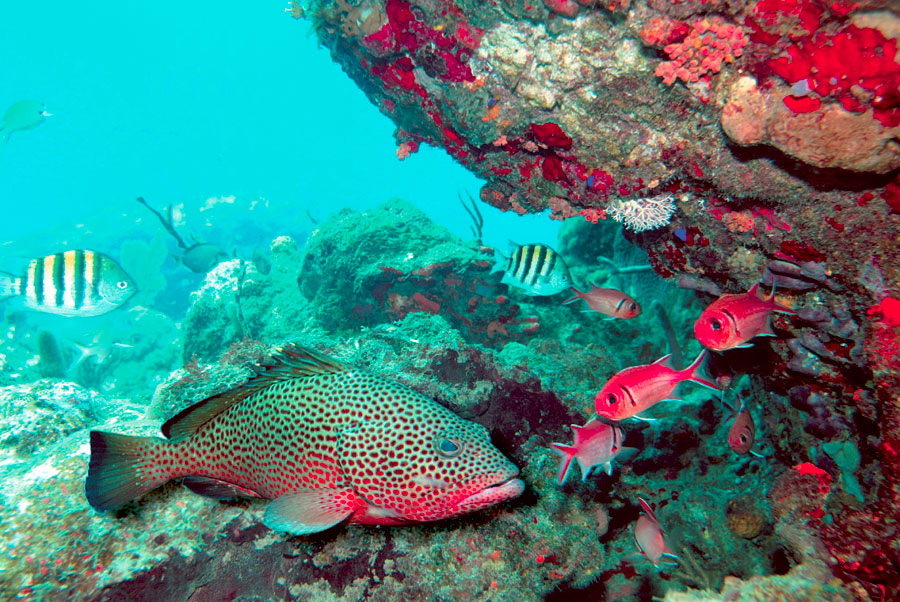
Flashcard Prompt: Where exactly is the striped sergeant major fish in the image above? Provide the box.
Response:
[492,243,572,296]
[0,250,137,317]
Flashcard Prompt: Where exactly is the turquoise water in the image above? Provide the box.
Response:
[0,1,556,254]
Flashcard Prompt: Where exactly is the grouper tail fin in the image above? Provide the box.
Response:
[85,430,172,511]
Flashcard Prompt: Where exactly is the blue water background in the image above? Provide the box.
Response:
[0,1,558,265]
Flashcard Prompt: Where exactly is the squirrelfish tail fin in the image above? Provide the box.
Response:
[85,431,172,511]
[561,286,584,306]
[682,349,720,391]
[0,272,21,300]
[550,443,577,485]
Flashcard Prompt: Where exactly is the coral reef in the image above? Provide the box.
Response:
[7,200,884,600]
[288,0,900,594]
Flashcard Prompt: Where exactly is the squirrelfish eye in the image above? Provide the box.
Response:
[117,280,130,289]
[629,303,636,311]
[436,437,463,458]
[607,393,617,406]
[740,434,748,444]
[710,318,722,331]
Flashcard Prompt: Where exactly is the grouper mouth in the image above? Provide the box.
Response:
[459,476,525,508]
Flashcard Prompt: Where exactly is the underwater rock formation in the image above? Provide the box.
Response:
[3,200,884,600]
[294,0,900,595]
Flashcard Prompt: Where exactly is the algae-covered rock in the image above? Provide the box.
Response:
[662,560,854,602]
[0,380,96,471]
[296,199,544,347]
[181,242,320,363]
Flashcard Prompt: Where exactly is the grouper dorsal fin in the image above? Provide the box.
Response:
[161,344,347,440]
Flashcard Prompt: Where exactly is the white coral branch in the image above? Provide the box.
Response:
[607,193,677,233]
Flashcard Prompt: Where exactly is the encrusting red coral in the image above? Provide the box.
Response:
[655,17,747,85]
[769,25,900,126]
[529,122,573,149]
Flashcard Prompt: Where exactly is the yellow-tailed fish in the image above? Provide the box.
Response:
[0,250,136,317]
[492,243,572,296]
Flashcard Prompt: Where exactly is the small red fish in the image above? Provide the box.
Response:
[694,283,795,351]
[726,400,763,457]
[562,284,642,319]
[633,497,678,568]
[594,350,720,421]
[550,419,637,484]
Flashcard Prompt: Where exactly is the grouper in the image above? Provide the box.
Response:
[85,345,523,534]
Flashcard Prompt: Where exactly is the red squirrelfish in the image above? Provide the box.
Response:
[594,350,720,421]
[727,400,763,457]
[550,419,637,484]
[694,283,795,351]
[633,497,678,568]
[562,284,642,319]
[86,345,523,535]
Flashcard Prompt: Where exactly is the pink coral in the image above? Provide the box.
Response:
[655,17,747,85]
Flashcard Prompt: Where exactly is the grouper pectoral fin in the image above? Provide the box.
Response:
[182,476,263,499]
[263,487,358,535]
[162,344,348,440]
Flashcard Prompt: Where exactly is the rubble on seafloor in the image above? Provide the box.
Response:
[0,196,879,601]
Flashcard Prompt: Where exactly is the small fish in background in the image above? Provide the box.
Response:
[550,419,637,484]
[492,243,572,296]
[136,197,226,274]
[180,241,227,273]
[69,339,134,371]
[594,350,720,421]
[694,283,796,351]
[0,100,51,144]
[86,345,523,534]
[725,399,764,457]
[633,497,679,568]
[0,250,137,317]
[563,284,642,319]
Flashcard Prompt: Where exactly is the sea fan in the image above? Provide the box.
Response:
[607,193,677,233]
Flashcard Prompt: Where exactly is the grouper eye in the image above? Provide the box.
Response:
[436,437,463,458]
[709,318,722,331]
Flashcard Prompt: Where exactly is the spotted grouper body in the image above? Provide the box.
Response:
[86,346,523,534]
